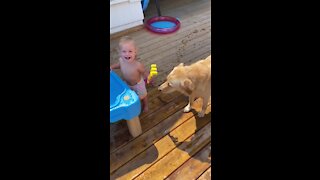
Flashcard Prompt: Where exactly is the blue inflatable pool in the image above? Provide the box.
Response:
[110,71,141,123]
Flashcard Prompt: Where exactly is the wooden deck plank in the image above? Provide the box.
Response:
[110,25,144,40]
[110,99,211,173]
[110,16,210,60]
[110,92,184,152]
[140,32,211,68]
[197,167,212,180]
[141,29,211,63]
[139,91,183,119]
[137,21,211,62]
[141,97,211,134]
[110,94,188,153]
[140,31,211,68]
[134,123,211,180]
[126,12,211,50]
[139,95,187,129]
[110,120,132,151]
[166,143,211,180]
[110,111,211,179]
[109,88,180,149]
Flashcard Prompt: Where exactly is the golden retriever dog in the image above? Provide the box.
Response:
[158,55,211,117]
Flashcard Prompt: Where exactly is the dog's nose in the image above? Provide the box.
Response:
[158,87,162,91]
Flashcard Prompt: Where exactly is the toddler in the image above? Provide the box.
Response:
[110,36,149,113]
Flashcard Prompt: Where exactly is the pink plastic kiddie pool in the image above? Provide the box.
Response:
[142,0,181,34]
[145,16,180,34]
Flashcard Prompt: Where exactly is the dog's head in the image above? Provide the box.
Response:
[158,63,194,95]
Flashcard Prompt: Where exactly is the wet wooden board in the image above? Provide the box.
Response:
[134,123,211,180]
[138,23,211,64]
[110,87,182,152]
[166,143,211,180]
[110,111,211,179]
[139,91,184,119]
[110,99,211,172]
[197,167,212,180]
[110,94,188,153]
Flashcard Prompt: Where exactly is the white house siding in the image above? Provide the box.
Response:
[110,0,144,34]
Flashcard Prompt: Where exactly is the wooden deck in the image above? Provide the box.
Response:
[110,0,211,179]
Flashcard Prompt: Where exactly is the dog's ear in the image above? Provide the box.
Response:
[181,79,194,95]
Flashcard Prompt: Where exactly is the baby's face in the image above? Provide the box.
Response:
[119,42,137,63]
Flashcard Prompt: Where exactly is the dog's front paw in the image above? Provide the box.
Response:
[198,111,205,117]
[183,105,191,113]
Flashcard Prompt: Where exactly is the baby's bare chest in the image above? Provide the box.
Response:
[120,63,140,77]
